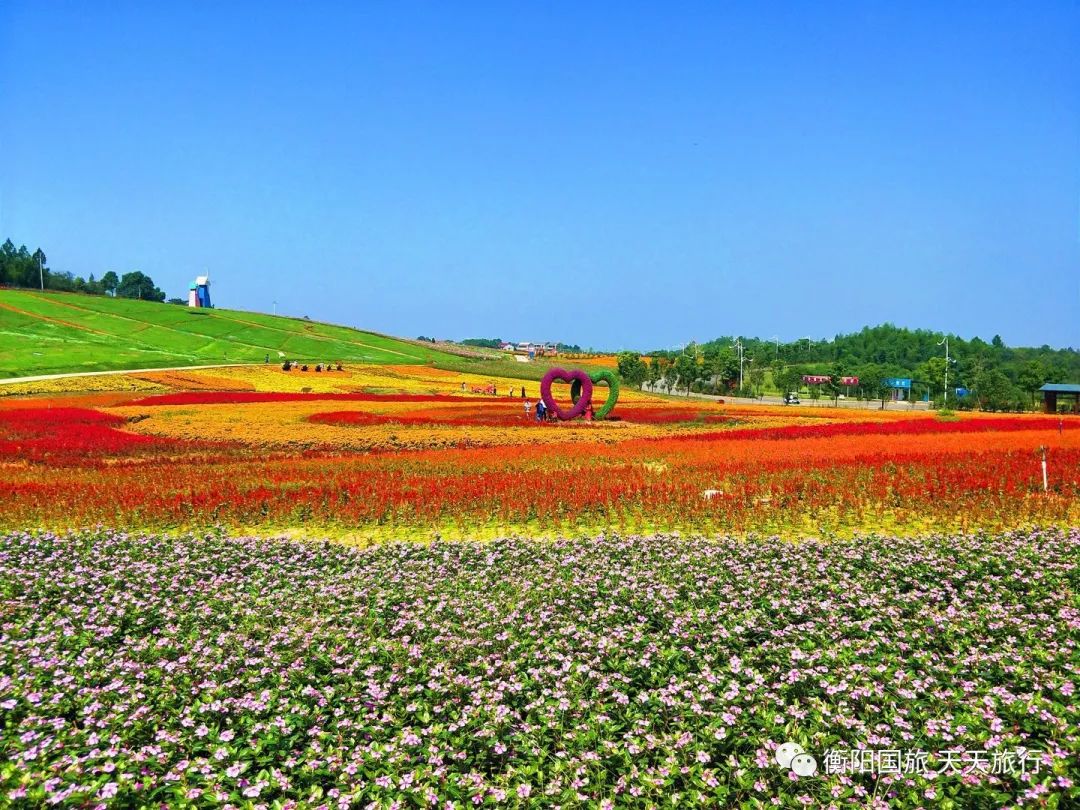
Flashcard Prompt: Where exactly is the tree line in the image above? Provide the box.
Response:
[616,324,1079,411]
[0,238,168,302]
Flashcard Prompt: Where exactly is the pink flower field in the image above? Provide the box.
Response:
[1,527,1077,808]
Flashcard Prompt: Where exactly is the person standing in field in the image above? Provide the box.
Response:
[524,400,532,419]
[509,386,515,397]
[520,386,526,398]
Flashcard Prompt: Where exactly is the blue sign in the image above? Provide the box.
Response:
[885,377,912,389]
[955,387,969,397]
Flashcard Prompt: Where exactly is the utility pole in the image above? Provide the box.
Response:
[734,339,743,393]
[273,300,278,316]
[771,335,780,360]
[939,336,950,407]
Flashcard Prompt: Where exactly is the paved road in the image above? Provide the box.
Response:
[640,384,933,412]
[0,363,261,385]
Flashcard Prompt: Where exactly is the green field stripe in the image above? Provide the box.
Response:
[21,292,419,360]
[0,298,116,337]
[0,289,465,376]
[211,311,426,359]
[22,292,282,355]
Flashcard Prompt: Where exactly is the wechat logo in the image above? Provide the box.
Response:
[776,741,818,777]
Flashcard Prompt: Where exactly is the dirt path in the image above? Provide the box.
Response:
[0,363,261,385]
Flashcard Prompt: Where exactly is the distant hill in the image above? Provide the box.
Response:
[0,289,457,378]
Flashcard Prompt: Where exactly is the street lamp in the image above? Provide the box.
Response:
[731,338,746,392]
[938,336,950,407]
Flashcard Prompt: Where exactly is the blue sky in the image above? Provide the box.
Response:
[1,2,1077,349]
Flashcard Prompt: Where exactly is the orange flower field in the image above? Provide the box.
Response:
[2,364,1078,540]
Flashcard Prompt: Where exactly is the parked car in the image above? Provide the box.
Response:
[784,392,800,405]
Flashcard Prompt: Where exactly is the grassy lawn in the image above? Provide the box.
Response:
[0,289,458,377]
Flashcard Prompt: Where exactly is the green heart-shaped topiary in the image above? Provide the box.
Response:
[570,369,621,419]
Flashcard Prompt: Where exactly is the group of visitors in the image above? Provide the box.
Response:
[282,360,343,372]
[524,399,595,422]
[457,380,530,398]
[451,377,595,422]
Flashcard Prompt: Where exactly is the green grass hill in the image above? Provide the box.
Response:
[0,289,458,378]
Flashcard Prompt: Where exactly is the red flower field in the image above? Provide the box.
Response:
[1,369,1077,538]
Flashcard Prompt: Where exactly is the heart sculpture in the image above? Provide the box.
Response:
[570,369,621,420]
[540,368,593,421]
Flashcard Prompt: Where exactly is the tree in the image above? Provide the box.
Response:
[616,351,649,389]
[674,348,699,396]
[1018,360,1048,407]
[917,357,947,403]
[461,338,503,349]
[774,365,802,398]
[661,358,677,394]
[48,271,77,292]
[116,271,166,302]
[709,349,739,392]
[101,271,119,296]
[646,356,663,390]
[748,358,765,396]
[31,249,48,288]
[0,236,118,296]
[824,362,844,404]
[0,239,15,284]
[12,245,34,287]
[768,359,784,394]
[859,364,892,409]
[974,368,1014,412]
